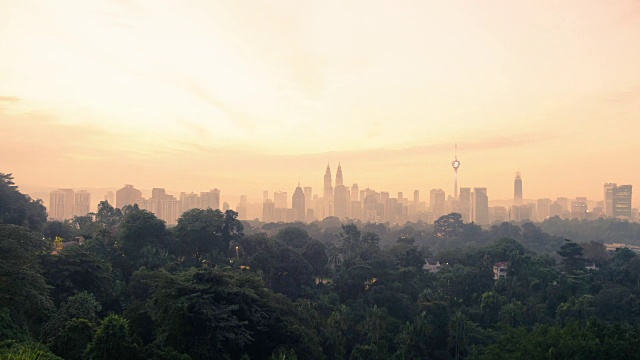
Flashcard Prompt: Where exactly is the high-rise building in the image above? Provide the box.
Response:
[303,187,312,212]
[274,191,288,209]
[150,188,166,217]
[613,185,632,220]
[451,146,461,200]
[351,184,359,202]
[263,190,269,203]
[334,185,349,220]
[335,163,344,187]
[430,189,446,219]
[236,195,248,220]
[604,183,616,217]
[160,195,180,226]
[263,199,275,222]
[333,164,349,219]
[412,190,420,215]
[536,198,552,221]
[350,200,362,220]
[292,184,306,222]
[473,187,489,225]
[571,197,588,220]
[49,190,66,221]
[489,206,508,223]
[512,204,532,222]
[180,192,198,213]
[74,190,91,217]
[200,189,220,210]
[514,172,523,206]
[458,187,471,222]
[550,201,562,218]
[323,164,333,218]
[116,185,142,209]
[137,198,154,213]
[222,202,229,211]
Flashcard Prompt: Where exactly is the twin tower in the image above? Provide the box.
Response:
[322,163,349,219]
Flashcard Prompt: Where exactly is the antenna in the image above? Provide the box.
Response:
[455,143,458,159]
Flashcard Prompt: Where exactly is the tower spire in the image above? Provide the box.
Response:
[451,144,461,200]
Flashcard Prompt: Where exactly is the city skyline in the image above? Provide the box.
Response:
[2,1,640,206]
[41,162,634,226]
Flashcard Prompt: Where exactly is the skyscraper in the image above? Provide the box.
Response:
[183,192,200,212]
[323,164,333,218]
[200,189,220,210]
[451,145,460,200]
[571,197,588,220]
[351,184,359,202]
[514,172,523,205]
[604,183,616,217]
[303,187,312,212]
[613,185,632,220]
[274,191,288,209]
[430,189,446,219]
[473,187,489,225]
[263,199,275,222]
[49,189,66,221]
[458,187,471,222]
[116,185,142,209]
[74,190,91,217]
[236,195,247,220]
[49,188,75,220]
[333,164,349,219]
[292,183,306,222]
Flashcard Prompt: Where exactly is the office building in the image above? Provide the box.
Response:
[292,184,306,222]
[116,185,142,209]
[430,189,446,219]
[514,172,523,206]
[473,187,489,225]
[613,185,632,220]
[74,190,91,217]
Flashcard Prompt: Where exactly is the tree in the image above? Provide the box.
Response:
[95,201,123,232]
[434,213,464,239]
[0,224,53,331]
[557,240,584,272]
[276,227,310,249]
[0,173,48,232]
[173,208,242,266]
[44,220,79,242]
[41,292,102,344]
[301,240,328,280]
[84,314,140,360]
[41,246,114,306]
[118,206,168,276]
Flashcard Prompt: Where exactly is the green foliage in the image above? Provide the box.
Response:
[41,246,114,306]
[173,208,243,267]
[0,225,53,331]
[84,314,140,360]
[40,292,101,344]
[0,340,63,360]
[0,173,48,232]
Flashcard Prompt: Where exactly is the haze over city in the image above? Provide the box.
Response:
[2,0,640,206]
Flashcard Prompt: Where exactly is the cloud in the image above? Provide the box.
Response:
[0,96,20,103]
[603,85,640,105]
[181,80,255,130]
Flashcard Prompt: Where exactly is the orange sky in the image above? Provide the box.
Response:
[1,0,639,208]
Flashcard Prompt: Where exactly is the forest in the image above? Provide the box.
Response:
[2,172,640,359]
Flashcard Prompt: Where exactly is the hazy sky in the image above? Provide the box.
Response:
[1,0,639,206]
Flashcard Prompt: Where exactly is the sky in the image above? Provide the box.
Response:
[1,0,640,208]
